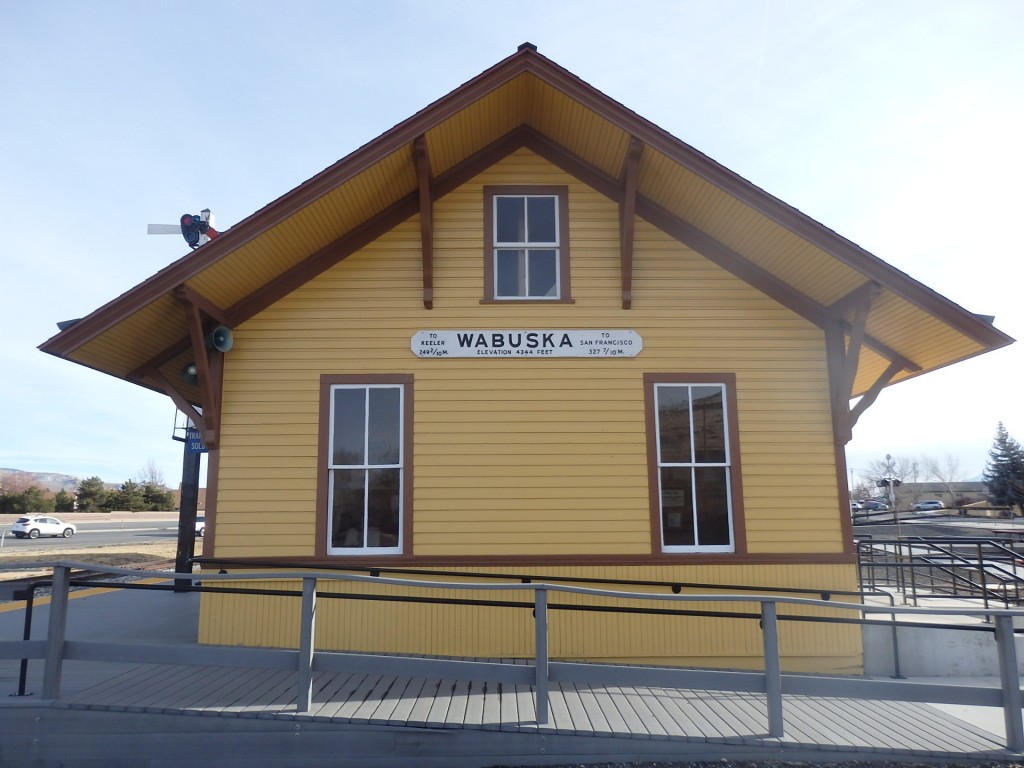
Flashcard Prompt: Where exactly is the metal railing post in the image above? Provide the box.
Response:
[16,587,37,696]
[895,541,908,603]
[995,614,1024,752]
[42,565,71,700]
[761,600,784,737]
[907,546,919,607]
[534,586,549,724]
[296,576,317,712]
[979,543,991,613]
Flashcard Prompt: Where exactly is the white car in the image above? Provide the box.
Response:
[11,515,77,539]
[195,515,205,537]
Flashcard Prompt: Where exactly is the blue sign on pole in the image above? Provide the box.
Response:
[185,427,208,454]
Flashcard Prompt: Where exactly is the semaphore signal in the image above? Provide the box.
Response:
[147,208,220,249]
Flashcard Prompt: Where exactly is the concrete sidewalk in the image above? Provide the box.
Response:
[0,578,199,700]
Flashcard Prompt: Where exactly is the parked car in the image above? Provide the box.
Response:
[861,499,889,511]
[913,500,945,512]
[195,516,205,537]
[850,501,864,511]
[10,515,77,539]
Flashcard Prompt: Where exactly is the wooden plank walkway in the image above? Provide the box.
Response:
[54,663,1011,761]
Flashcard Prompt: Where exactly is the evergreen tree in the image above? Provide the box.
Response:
[142,483,175,511]
[0,486,54,515]
[76,476,109,513]
[108,479,146,511]
[54,489,76,513]
[984,423,1024,508]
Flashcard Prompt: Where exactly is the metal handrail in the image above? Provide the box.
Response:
[857,536,1024,610]
[3,561,1024,750]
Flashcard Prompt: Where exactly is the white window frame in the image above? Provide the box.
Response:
[492,193,561,300]
[326,383,405,556]
[653,382,735,554]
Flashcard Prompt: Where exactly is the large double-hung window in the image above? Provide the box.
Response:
[484,186,571,302]
[320,375,412,556]
[645,374,743,554]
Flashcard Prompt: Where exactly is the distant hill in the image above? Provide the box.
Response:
[0,469,109,494]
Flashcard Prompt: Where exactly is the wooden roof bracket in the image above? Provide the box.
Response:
[137,366,207,441]
[173,285,226,448]
[619,136,643,309]
[834,282,881,400]
[414,135,434,309]
[849,359,904,430]
[825,282,914,445]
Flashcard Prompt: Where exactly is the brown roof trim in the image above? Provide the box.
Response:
[226,193,420,326]
[227,128,531,327]
[517,50,1013,350]
[38,48,539,360]
[40,44,1012,363]
[129,129,532,377]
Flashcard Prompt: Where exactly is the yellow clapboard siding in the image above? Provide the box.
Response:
[204,149,857,671]
[199,562,861,673]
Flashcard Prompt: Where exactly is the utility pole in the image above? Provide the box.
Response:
[877,454,902,534]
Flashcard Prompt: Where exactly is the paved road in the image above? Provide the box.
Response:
[0,514,186,551]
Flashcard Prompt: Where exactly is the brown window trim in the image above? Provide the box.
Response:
[643,372,747,556]
[315,373,414,559]
[482,185,572,303]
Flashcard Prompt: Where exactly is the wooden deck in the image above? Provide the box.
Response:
[49,661,1011,762]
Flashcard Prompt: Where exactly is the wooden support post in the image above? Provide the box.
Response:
[414,135,434,309]
[619,137,642,309]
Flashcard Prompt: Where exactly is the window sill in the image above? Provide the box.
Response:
[479,298,576,305]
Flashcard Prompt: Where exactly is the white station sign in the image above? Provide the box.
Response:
[411,330,642,359]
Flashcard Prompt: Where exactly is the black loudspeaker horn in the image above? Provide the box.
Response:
[181,362,199,386]
[205,325,234,353]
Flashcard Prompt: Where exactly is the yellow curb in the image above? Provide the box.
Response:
[0,577,169,612]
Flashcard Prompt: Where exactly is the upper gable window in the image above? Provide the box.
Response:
[484,186,571,302]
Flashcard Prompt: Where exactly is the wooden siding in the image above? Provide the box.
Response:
[197,563,862,674]
[214,148,841,561]
[206,149,859,668]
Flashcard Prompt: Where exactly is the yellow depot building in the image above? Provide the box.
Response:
[40,45,1012,674]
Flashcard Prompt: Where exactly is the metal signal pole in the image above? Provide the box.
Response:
[172,421,205,591]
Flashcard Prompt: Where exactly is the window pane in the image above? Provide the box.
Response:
[367,468,401,547]
[691,386,726,463]
[657,386,692,464]
[660,467,695,546]
[332,388,365,465]
[496,249,525,297]
[495,196,525,242]
[527,250,558,297]
[695,467,731,545]
[367,387,401,465]
[330,469,365,548]
[526,196,556,243]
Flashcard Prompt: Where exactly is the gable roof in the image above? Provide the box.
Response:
[39,43,1013,405]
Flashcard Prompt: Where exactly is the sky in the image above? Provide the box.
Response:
[1,0,1021,490]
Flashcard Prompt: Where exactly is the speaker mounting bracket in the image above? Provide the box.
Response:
[172,285,230,448]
